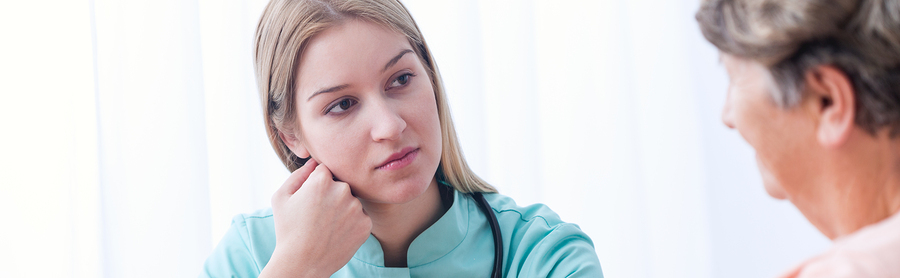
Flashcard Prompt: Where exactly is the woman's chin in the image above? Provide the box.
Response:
[763,180,789,200]
[756,156,789,200]
[356,176,435,205]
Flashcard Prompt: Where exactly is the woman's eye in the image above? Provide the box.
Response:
[389,73,414,88]
[327,98,357,114]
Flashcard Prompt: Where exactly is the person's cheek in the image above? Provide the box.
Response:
[731,93,758,148]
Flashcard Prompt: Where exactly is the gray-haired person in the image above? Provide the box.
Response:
[696,0,900,277]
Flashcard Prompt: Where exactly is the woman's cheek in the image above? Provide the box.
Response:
[307,125,360,181]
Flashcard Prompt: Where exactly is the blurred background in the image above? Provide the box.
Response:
[0,0,830,277]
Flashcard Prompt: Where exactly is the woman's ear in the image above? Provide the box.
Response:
[279,130,311,159]
[805,65,856,148]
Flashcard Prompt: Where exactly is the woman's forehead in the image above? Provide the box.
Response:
[301,19,409,68]
[295,20,413,94]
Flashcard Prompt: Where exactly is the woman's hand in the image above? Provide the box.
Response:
[260,159,373,278]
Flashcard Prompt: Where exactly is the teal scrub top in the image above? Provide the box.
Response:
[201,187,603,277]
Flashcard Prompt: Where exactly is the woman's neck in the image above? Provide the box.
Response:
[360,178,447,267]
[806,132,900,239]
[825,176,900,239]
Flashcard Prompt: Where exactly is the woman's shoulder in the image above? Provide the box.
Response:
[227,207,277,253]
[200,208,277,278]
[227,207,277,245]
[792,212,900,278]
[478,192,604,277]
[232,207,275,225]
[480,192,571,232]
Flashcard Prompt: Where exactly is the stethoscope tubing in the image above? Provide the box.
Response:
[472,192,503,278]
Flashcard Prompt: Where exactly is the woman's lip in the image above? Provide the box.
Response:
[376,147,419,170]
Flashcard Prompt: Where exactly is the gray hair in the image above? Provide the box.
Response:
[696,0,900,135]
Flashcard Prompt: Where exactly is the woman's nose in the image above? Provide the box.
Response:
[370,101,406,142]
[721,91,736,129]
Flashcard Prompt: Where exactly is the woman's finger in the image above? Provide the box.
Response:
[306,163,334,185]
[273,159,318,202]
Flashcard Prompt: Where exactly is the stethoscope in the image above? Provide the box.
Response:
[471,192,503,278]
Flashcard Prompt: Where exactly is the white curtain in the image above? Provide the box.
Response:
[0,0,829,277]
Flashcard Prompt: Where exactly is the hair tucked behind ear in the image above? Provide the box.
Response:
[696,0,900,135]
[254,0,496,193]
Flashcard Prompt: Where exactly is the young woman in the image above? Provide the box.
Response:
[697,0,900,277]
[200,0,603,277]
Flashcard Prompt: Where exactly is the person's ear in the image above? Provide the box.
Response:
[279,130,311,159]
[804,65,856,148]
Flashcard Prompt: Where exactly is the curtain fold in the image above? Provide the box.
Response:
[92,0,211,276]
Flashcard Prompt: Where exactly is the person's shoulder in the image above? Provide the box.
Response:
[201,208,277,278]
[231,207,275,226]
[228,207,277,251]
[226,208,276,243]
[480,192,604,277]
[481,192,569,231]
[794,213,900,278]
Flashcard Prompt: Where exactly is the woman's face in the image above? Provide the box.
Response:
[720,54,821,201]
[288,19,442,204]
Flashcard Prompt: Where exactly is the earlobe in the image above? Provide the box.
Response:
[279,130,311,159]
[807,65,856,148]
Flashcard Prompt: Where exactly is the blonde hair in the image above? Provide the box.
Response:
[254,0,496,193]
[696,0,900,135]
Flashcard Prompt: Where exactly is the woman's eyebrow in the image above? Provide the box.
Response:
[382,49,414,73]
[307,49,414,102]
[307,84,350,101]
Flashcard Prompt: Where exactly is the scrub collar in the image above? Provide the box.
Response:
[351,187,470,267]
